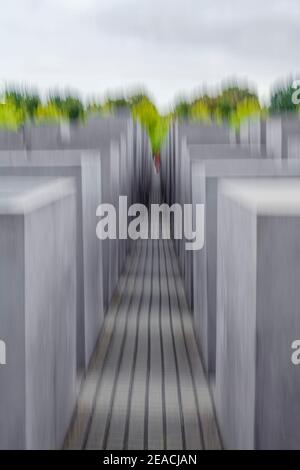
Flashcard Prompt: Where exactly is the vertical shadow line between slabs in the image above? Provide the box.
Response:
[167,240,205,449]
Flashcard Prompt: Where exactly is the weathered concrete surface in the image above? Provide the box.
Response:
[266,115,300,159]
[177,142,263,313]
[240,118,266,155]
[165,121,231,224]
[0,176,76,449]
[0,150,103,372]
[239,120,250,146]
[191,158,300,375]
[216,178,300,449]
[249,118,266,155]
[162,121,231,207]
[0,129,24,150]
[288,135,300,159]
[0,115,131,149]
[179,122,231,146]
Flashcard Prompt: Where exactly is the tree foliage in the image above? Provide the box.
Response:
[131,97,170,155]
[35,103,65,123]
[0,102,24,130]
[189,100,211,123]
[270,82,299,113]
[0,79,299,153]
[173,100,190,120]
[4,88,40,121]
[170,85,262,130]
[48,94,85,121]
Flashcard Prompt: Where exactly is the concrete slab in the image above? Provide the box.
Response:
[0,150,103,371]
[266,115,300,159]
[191,158,300,375]
[0,176,76,449]
[215,177,300,449]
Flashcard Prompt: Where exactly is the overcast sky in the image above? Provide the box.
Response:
[0,0,299,110]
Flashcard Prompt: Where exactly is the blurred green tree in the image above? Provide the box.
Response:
[0,102,24,130]
[270,82,298,113]
[48,93,85,121]
[4,88,40,121]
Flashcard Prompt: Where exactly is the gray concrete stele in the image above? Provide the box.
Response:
[0,176,77,449]
[216,178,300,449]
